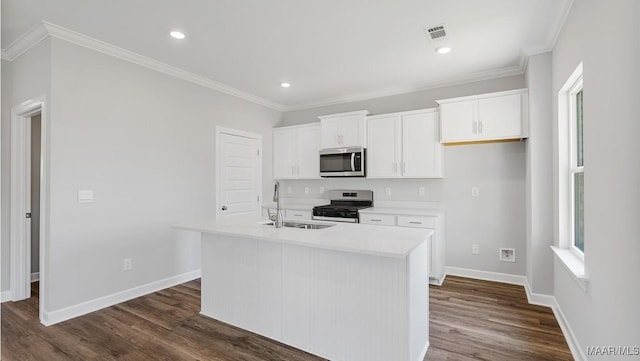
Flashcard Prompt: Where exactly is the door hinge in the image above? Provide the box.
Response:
[25,213,32,218]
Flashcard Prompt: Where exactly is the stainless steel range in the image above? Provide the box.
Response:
[312,190,373,223]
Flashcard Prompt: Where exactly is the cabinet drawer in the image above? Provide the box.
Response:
[285,209,312,220]
[397,215,437,229]
[359,214,396,226]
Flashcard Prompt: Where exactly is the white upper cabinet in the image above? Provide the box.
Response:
[437,89,528,143]
[318,110,369,148]
[366,108,443,178]
[273,123,320,179]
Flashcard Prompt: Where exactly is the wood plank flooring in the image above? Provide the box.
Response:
[1,276,572,360]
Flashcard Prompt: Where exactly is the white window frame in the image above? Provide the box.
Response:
[568,78,584,259]
[552,62,588,293]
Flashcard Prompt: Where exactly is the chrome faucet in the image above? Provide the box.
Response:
[270,181,284,228]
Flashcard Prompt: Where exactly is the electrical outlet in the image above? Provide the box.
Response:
[385,187,391,196]
[472,244,480,255]
[304,186,309,194]
[499,248,516,262]
[123,258,133,271]
[287,186,292,194]
[471,186,479,197]
[419,187,425,196]
[319,187,324,194]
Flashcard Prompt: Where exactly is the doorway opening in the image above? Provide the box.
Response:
[9,96,48,324]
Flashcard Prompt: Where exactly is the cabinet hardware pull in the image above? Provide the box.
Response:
[478,121,483,133]
[473,122,477,134]
[409,221,422,224]
[371,219,382,222]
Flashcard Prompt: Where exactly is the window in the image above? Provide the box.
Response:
[569,83,584,255]
[553,63,587,290]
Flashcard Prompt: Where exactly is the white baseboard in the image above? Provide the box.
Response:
[445,266,528,286]
[445,266,583,361]
[41,269,201,326]
[1,290,11,303]
[551,298,587,361]
[31,272,40,282]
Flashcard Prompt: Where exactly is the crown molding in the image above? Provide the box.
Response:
[523,0,574,57]
[2,21,286,111]
[3,17,564,113]
[1,21,50,61]
[282,64,525,112]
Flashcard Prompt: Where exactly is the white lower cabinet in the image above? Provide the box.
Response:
[360,210,445,285]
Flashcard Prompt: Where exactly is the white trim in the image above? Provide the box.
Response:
[435,88,528,105]
[1,290,11,303]
[0,21,50,61]
[446,267,555,308]
[1,21,284,111]
[10,99,45,303]
[215,127,263,220]
[287,67,525,112]
[551,246,589,292]
[551,298,588,361]
[31,272,40,282]
[41,269,201,326]
[1,21,529,113]
[524,0,575,56]
[10,97,49,325]
[522,278,557,308]
[445,266,527,286]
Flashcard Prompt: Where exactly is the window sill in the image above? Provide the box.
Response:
[551,246,589,293]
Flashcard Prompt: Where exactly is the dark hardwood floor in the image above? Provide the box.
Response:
[1,276,572,361]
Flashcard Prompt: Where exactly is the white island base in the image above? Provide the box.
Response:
[182,220,430,361]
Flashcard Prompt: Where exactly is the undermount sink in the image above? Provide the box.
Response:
[259,220,335,229]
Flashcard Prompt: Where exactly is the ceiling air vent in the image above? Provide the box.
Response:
[424,24,448,42]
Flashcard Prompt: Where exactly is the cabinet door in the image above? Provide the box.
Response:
[320,118,341,149]
[477,93,522,140]
[439,101,477,142]
[284,209,312,220]
[296,125,320,179]
[337,115,366,147]
[273,128,297,179]
[402,112,443,178]
[366,115,401,178]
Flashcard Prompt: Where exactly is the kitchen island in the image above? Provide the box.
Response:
[175,218,432,361]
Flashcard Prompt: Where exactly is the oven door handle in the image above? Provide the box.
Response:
[350,152,356,172]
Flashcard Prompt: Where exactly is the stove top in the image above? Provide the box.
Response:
[312,190,373,223]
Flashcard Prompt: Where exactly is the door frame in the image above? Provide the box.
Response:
[215,126,262,219]
[10,96,49,324]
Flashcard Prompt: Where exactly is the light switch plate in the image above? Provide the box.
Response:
[304,186,309,194]
[78,190,94,204]
[319,187,324,194]
[419,187,425,196]
[471,186,479,197]
[385,187,391,196]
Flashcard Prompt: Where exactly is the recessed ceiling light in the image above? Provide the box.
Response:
[435,46,451,54]
[280,82,291,88]
[170,31,186,40]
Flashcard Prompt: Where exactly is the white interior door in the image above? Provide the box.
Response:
[217,129,262,222]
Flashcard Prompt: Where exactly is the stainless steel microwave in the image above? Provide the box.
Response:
[319,147,365,177]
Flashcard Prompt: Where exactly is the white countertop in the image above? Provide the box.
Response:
[175,218,432,258]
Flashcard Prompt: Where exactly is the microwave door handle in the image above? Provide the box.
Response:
[350,153,356,172]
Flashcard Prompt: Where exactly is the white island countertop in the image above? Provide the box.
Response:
[175,218,432,258]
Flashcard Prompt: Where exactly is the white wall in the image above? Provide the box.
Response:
[1,38,282,314]
[551,0,640,358]
[282,75,527,276]
[1,39,52,293]
[525,53,554,295]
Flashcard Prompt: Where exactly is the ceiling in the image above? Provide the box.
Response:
[1,0,573,111]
